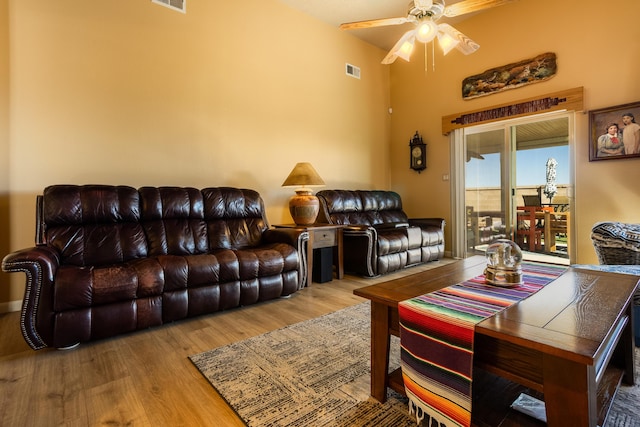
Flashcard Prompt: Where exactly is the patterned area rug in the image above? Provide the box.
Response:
[190,302,640,427]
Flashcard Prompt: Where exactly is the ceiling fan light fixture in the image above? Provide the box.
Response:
[382,30,417,64]
[396,38,415,61]
[415,20,438,43]
[342,0,505,65]
[437,31,460,55]
[438,23,480,55]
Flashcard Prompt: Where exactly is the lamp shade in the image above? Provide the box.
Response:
[282,162,325,226]
[281,162,325,187]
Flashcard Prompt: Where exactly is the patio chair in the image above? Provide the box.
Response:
[522,194,542,207]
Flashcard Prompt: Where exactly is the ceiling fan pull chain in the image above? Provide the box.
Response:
[432,41,436,72]
[424,43,428,74]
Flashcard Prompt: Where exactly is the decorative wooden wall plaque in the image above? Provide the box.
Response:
[462,52,557,100]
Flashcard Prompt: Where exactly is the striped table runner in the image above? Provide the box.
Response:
[398,262,566,427]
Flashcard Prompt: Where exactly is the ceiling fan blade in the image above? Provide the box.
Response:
[339,16,412,31]
[381,30,416,64]
[444,0,516,17]
[438,23,480,55]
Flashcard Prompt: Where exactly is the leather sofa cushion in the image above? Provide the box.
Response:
[43,185,147,267]
[359,191,408,224]
[202,187,268,249]
[54,258,164,311]
[407,226,422,249]
[420,227,443,246]
[139,187,271,255]
[378,252,407,275]
[53,243,298,312]
[235,243,298,280]
[377,230,409,256]
[319,190,409,226]
[140,186,208,256]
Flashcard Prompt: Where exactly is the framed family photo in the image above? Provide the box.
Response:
[589,101,640,161]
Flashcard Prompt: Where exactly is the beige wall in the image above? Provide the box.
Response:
[389,0,640,264]
[0,0,391,308]
[1,0,10,305]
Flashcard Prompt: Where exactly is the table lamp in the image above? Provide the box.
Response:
[281,162,325,226]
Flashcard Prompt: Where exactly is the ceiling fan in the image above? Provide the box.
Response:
[339,0,516,64]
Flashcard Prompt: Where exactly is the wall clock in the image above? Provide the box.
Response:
[409,131,426,172]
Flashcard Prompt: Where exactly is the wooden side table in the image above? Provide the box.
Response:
[273,224,344,286]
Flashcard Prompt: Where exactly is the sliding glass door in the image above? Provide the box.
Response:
[460,112,572,263]
[465,127,511,254]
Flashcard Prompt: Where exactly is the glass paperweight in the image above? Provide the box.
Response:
[484,239,523,287]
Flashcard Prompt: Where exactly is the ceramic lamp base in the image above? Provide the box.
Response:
[289,190,319,226]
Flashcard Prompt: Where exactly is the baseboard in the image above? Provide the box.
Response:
[0,300,22,314]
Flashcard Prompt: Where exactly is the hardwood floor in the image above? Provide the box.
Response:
[0,260,454,426]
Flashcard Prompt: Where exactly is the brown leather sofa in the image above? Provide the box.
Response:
[2,185,307,350]
[316,190,445,277]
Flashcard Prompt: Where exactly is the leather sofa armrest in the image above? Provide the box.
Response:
[373,222,409,230]
[342,224,371,232]
[409,218,446,230]
[262,228,309,289]
[340,226,377,277]
[2,246,61,350]
[262,228,306,247]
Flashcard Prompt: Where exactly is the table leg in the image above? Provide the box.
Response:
[335,228,344,279]
[306,233,314,286]
[565,212,571,255]
[544,211,556,252]
[542,354,596,426]
[370,301,391,403]
[529,228,536,251]
[623,303,636,385]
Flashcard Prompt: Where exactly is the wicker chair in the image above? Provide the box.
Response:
[591,221,640,347]
[591,222,640,265]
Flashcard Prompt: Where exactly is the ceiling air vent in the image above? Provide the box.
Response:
[152,0,186,13]
[346,63,361,79]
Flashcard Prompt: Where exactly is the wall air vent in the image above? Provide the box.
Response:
[152,0,186,13]
[346,63,361,79]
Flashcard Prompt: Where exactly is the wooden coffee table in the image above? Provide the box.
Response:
[354,256,638,427]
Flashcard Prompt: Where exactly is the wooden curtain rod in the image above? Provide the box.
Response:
[441,87,584,135]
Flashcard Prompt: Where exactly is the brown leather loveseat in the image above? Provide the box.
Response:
[2,185,307,350]
[316,190,445,277]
